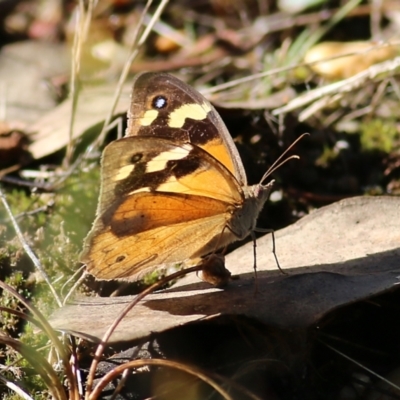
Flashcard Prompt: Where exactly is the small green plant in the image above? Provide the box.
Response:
[359,118,399,153]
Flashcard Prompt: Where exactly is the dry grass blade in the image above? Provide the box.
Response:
[89,358,233,400]
[95,0,170,147]
[0,280,79,399]
[0,306,45,330]
[322,341,400,393]
[0,187,62,307]
[65,0,96,164]
[0,374,33,400]
[273,55,400,119]
[0,335,67,400]
[85,265,202,397]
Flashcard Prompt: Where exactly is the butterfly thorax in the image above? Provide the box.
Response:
[228,180,274,240]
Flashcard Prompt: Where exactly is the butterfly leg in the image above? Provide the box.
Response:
[254,228,286,275]
[250,231,259,294]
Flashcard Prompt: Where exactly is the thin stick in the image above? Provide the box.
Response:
[323,341,400,392]
[61,266,87,305]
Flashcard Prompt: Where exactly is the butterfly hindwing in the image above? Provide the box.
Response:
[80,136,243,280]
[84,214,231,280]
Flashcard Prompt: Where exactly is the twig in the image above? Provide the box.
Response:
[273,56,400,120]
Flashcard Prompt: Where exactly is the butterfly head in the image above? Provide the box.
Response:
[229,180,274,240]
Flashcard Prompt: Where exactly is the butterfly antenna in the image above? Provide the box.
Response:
[260,132,309,184]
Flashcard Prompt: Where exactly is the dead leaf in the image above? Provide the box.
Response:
[49,196,400,343]
[0,41,69,124]
[27,83,131,159]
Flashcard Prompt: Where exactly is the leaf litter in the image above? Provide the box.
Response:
[0,1,400,399]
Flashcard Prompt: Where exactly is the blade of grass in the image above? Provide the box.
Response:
[85,265,202,397]
[0,374,34,400]
[95,0,170,147]
[0,335,67,400]
[322,341,400,392]
[65,0,96,165]
[0,186,62,307]
[89,358,233,400]
[0,280,79,400]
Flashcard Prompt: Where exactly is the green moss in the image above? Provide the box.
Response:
[359,119,399,153]
[0,160,101,395]
[315,145,339,168]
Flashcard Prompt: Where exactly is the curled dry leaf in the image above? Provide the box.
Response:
[304,41,398,79]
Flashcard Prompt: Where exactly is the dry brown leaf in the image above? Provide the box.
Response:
[49,196,400,343]
[27,83,131,159]
[0,41,69,123]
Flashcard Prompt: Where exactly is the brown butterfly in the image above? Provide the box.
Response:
[80,72,275,280]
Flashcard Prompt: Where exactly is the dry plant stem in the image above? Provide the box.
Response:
[300,0,363,60]
[110,369,130,399]
[205,372,263,400]
[0,306,44,328]
[89,359,234,400]
[85,265,203,397]
[0,187,62,307]
[142,13,190,47]
[273,56,400,120]
[69,338,84,398]
[95,0,170,147]
[367,79,389,115]
[66,0,96,165]
[322,342,400,393]
[0,280,79,400]
[94,0,152,147]
[370,0,383,39]
[204,40,399,98]
[389,76,400,100]
[61,265,86,305]
[0,374,33,400]
[0,335,68,400]
[0,164,23,178]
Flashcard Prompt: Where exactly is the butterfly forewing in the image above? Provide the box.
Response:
[126,72,247,186]
[101,136,243,203]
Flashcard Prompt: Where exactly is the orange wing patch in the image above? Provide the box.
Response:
[85,212,232,280]
[111,192,232,236]
[199,138,236,177]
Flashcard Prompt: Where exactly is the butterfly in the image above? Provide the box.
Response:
[80,72,274,281]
